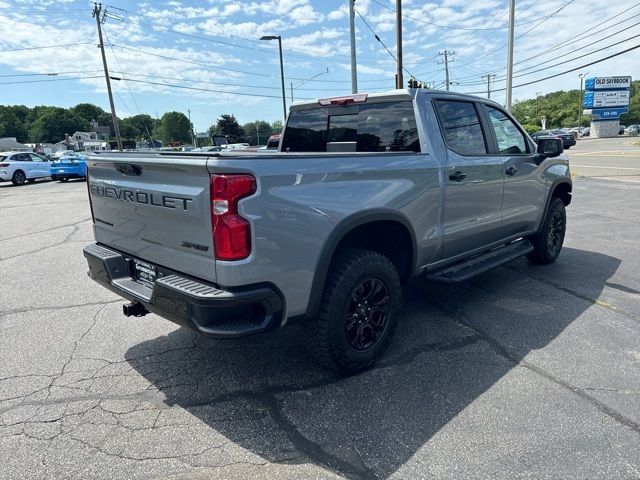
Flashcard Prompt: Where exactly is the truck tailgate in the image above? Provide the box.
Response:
[87,155,216,283]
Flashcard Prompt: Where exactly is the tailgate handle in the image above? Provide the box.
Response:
[115,164,142,176]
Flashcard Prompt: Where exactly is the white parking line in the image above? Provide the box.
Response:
[571,164,640,171]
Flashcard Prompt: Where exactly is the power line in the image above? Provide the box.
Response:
[108,43,388,84]
[0,75,103,85]
[369,0,568,31]
[109,76,315,101]
[0,42,93,53]
[0,70,99,78]
[458,32,640,87]
[449,2,639,80]
[107,4,384,62]
[354,8,416,82]
[459,43,640,94]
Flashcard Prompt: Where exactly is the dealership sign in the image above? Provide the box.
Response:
[584,76,632,90]
[582,107,629,121]
[583,90,630,108]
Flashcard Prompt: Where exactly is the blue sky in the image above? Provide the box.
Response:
[0,0,638,132]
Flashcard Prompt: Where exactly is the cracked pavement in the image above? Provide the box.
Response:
[1,176,639,479]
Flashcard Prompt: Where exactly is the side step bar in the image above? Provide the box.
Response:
[427,239,533,283]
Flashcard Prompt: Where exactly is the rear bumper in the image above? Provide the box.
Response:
[83,243,283,338]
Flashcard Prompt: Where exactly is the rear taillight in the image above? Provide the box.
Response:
[210,174,256,261]
[0,163,9,167]
[86,166,95,223]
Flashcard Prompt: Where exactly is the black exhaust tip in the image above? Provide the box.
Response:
[123,301,149,317]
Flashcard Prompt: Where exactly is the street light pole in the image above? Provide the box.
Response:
[578,72,589,133]
[260,35,287,122]
[290,68,329,103]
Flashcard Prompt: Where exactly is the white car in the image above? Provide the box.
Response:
[0,151,51,186]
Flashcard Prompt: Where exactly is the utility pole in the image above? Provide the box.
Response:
[396,0,403,89]
[187,109,196,147]
[438,50,455,91]
[505,0,515,111]
[256,122,260,146]
[349,0,358,93]
[93,3,122,151]
[482,74,496,99]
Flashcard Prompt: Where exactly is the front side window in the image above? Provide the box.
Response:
[282,100,421,153]
[435,100,487,156]
[29,154,44,162]
[486,107,528,154]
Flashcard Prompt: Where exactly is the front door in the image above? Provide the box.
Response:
[481,105,547,238]
[435,99,505,259]
[28,153,49,177]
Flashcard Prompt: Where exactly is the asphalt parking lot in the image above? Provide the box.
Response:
[1,139,639,479]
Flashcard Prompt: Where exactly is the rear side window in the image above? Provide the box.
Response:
[281,100,421,153]
[281,109,328,152]
[435,100,487,156]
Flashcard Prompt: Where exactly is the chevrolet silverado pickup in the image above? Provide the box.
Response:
[83,89,571,373]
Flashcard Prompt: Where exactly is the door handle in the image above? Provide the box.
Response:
[505,165,518,176]
[449,171,467,182]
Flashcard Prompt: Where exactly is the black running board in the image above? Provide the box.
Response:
[426,240,533,283]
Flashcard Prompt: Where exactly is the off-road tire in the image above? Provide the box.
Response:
[11,170,26,186]
[527,197,566,265]
[307,249,401,374]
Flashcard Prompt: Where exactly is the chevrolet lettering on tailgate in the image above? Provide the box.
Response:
[89,184,193,210]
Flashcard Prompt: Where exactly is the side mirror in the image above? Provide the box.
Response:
[536,137,563,159]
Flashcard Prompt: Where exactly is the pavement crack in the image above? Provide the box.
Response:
[421,287,640,436]
[0,218,91,242]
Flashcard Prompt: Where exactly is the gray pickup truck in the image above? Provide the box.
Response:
[83,89,571,373]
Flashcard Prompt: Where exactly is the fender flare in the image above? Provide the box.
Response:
[303,209,418,321]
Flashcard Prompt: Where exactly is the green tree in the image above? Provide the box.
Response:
[271,120,283,133]
[70,103,107,123]
[0,106,28,142]
[208,114,246,143]
[29,108,89,143]
[120,114,158,140]
[156,111,191,145]
[242,120,273,145]
[621,80,640,125]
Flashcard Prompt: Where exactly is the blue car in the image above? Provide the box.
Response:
[49,152,87,182]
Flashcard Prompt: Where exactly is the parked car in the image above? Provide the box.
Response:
[531,130,576,149]
[625,125,640,135]
[49,152,87,182]
[580,127,590,137]
[83,89,570,373]
[619,125,626,135]
[0,151,50,185]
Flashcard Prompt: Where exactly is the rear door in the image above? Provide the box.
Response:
[88,155,217,282]
[434,99,505,259]
[10,153,34,178]
[481,104,547,237]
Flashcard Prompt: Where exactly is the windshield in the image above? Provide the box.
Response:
[0,155,7,162]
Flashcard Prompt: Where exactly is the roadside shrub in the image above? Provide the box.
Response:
[521,124,540,135]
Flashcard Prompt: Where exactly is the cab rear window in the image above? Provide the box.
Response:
[282,100,421,153]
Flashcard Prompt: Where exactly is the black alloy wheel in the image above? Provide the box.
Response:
[12,170,26,186]
[345,278,391,351]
